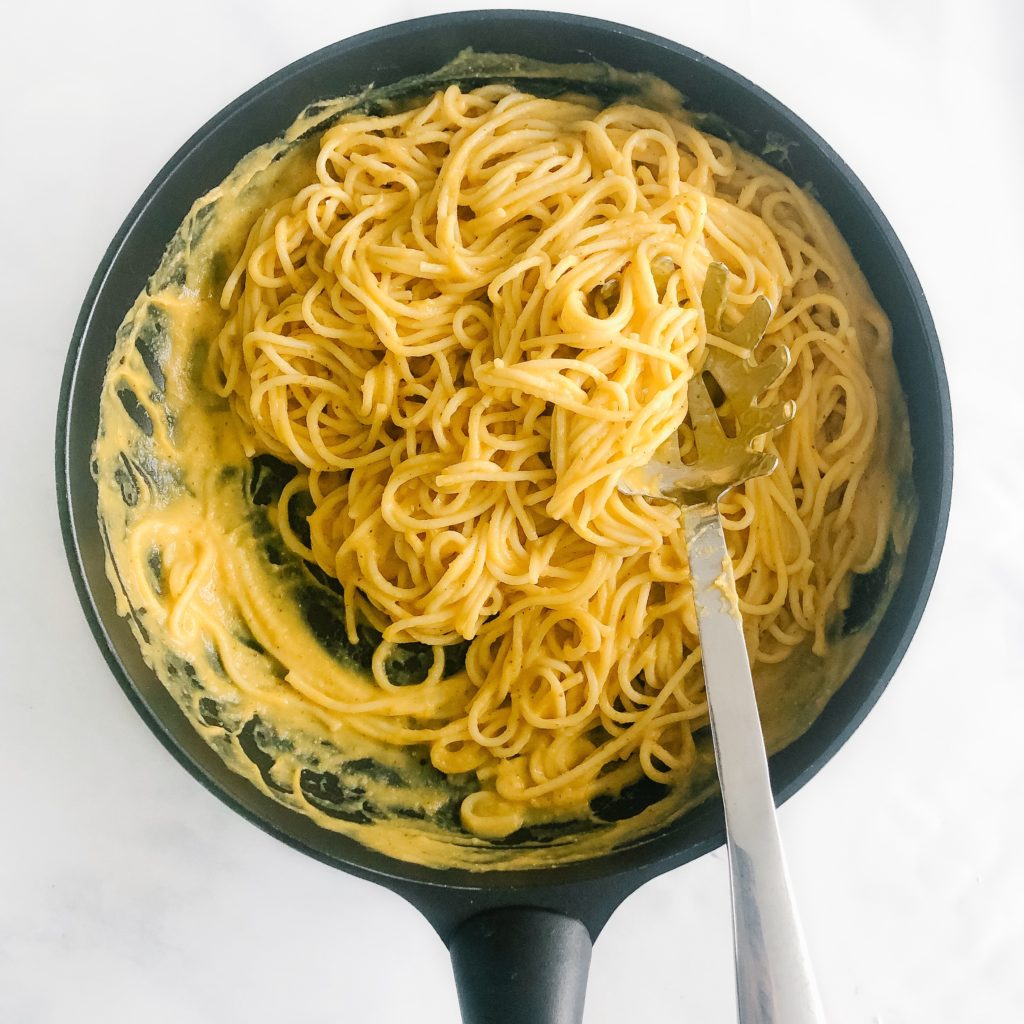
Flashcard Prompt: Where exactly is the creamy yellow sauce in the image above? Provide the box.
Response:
[94,53,915,870]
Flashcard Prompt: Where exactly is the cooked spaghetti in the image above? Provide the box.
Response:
[95,58,913,866]
[212,83,899,836]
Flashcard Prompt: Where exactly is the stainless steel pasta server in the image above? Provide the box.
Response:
[619,263,826,1024]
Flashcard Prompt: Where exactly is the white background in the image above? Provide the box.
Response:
[2,1,1022,1021]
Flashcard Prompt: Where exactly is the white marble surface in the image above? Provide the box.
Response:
[2,1,1022,1020]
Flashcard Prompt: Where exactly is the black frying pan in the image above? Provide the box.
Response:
[56,11,953,1023]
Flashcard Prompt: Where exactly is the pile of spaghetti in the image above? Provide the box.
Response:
[214,84,895,837]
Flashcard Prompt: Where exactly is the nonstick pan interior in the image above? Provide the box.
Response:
[57,11,952,1022]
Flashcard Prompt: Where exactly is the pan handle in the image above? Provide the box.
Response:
[449,907,592,1024]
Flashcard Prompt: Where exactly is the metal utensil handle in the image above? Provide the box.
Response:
[683,503,827,1024]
